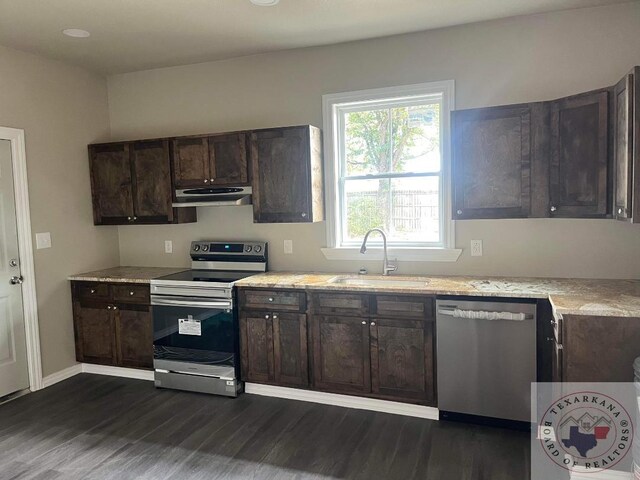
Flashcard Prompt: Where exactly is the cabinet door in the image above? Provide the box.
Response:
[272,313,308,387]
[251,126,314,223]
[74,302,117,365]
[311,315,371,394]
[370,318,435,404]
[130,140,173,223]
[239,312,275,383]
[115,304,153,369]
[89,143,134,225]
[209,133,249,186]
[549,90,609,217]
[614,69,640,223]
[562,314,640,382]
[172,137,210,188]
[452,105,532,219]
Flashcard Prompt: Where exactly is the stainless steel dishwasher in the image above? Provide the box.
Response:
[436,298,536,423]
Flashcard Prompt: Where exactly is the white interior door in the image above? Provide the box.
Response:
[0,139,29,397]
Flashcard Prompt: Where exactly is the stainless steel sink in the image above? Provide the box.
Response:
[328,276,429,288]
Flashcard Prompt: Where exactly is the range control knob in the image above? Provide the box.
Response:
[201,245,209,252]
[244,245,253,253]
[193,245,200,252]
[254,245,262,253]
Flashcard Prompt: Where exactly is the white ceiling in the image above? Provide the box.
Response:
[0,0,629,74]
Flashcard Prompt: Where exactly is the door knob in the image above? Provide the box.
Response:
[9,276,24,285]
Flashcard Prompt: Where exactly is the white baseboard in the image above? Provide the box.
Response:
[245,383,439,420]
[570,470,632,480]
[42,364,83,388]
[42,363,154,388]
[81,364,154,381]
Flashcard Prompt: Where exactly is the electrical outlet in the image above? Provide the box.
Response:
[35,232,52,249]
[284,239,293,254]
[164,240,173,254]
[470,240,483,257]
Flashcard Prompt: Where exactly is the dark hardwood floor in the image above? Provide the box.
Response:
[0,374,530,479]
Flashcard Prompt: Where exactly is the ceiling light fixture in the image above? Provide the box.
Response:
[250,0,280,6]
[62,28,90,38]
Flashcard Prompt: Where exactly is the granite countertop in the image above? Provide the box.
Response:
[235,272,640,318]
[68,266,188,284]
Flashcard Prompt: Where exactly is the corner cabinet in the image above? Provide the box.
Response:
[71,281,153,369]
[613,67,640,223]
[251,126,324,223]
[89,140,196,225]
[238,288,436,407]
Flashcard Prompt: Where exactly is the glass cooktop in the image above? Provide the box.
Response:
[155,270,253,284]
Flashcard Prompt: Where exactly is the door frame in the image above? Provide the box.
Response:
[0,126,43,391]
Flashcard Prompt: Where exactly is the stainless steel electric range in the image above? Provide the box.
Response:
[150,240,267,397]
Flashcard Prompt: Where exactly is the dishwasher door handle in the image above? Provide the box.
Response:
[437,308,533,321]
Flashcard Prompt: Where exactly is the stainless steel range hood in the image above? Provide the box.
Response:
[172,186,252,207]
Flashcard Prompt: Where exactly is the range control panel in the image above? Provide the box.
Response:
[190,241,267,256]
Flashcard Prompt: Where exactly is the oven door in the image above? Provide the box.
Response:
[151,295,238,378]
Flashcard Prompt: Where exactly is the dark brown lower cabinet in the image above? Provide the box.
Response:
[74,301,117,366]
[370,318,435,404]
[115,305,153,369]
[311,315,371,394]
[239,311,308,387]
[559,314,640,382]
[72,281,154,370]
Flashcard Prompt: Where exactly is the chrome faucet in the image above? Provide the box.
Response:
[359,228,397,276]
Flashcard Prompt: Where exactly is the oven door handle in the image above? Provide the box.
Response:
[151,297,233,309]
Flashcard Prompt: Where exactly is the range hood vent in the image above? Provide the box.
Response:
[173,186,252,207]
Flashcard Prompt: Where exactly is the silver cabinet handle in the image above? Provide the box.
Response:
[265,314,270,319]
[130,291,135,296]
[9,276,24,285]
[550,206,557,212]
[301,212,307,218]
[127,216,132,221]
[204,179,209,183]
[361,320,367,325]
[273,314,278,320]
[133,216,137,221]
[456,209,463,215]
[113,306,118,310]
[107,305,112,310]
[90,289,96,294]
[618,208,624,215]
[268,297,274,302]
[210,178,215,182]
[370,321,376,326]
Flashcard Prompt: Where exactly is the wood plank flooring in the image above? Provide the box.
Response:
[0,374,530,479]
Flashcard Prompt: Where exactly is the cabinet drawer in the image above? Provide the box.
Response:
[112,284,150,304]
[76,282,111,302]
[311,293,369,316]
[374,295,434,320]
[241,290,305,312]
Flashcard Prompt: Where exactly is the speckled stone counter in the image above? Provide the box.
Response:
[235,272,640,318]
[68,266,188,284]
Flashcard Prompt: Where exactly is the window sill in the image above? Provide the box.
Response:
[320,247,462,263]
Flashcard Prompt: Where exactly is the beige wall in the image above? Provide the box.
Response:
[109,2,640,279]
[0,45,118,377]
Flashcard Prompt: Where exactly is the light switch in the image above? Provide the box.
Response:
[35,232,52,249]
[284,240,293,254]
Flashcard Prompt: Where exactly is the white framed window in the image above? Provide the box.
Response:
[321,81,461,262]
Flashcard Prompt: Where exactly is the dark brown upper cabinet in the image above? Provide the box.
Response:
[172,132,249,188]
[251,125,324,223]
[614,67,640,223]
[452,105,533,219]
[549,89,610,218]
[89,140,196,225]
[452,82,618,219]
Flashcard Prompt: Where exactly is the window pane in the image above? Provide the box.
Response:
[342,176,440,244]
[344,103,440,176]
[393,104,441,174]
